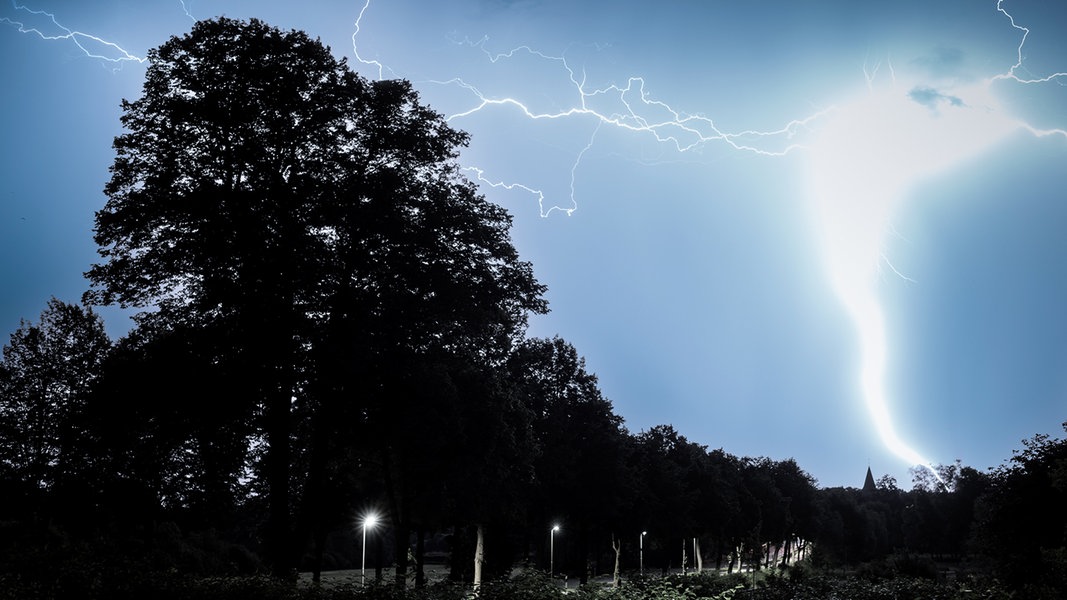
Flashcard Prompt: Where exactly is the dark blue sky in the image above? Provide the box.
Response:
[2,0,1065,488]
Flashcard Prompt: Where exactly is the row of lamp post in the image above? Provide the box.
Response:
[364,517,662,584]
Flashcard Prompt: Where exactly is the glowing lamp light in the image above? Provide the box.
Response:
[550,524,561,580]
[361,513,379,585]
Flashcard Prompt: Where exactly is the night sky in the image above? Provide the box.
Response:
[2,0,1066,488]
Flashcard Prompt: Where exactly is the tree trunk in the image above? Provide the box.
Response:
[311,527,326,584]
[379,447,409,587]
[611,534,621,587]
[301,402,331,586]
[266,389,293,578]
[473,523,485,590]
[375,532,383,581]
[415,528,426,588]
[695,538,703,573]
[393,522,409,588]
[682,538,687,575]
[578,525,589,584]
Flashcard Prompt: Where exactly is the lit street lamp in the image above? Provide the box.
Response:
[640,531,647,575]
[362,513,378,585]
[550,525,560,579]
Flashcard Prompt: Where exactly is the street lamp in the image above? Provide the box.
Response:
[362,513,378,585]
[550,525,560,579]
[640,531,646,575]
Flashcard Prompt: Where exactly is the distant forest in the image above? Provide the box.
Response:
[1,16,1064,600]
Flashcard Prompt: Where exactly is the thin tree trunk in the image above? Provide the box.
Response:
[415,528,426,588]
[378,448,408,587]
[682,538,687,574]
[695,538,703,573]
[311,527,326,584]
[473,523,485,590]
[611,534,621,587]
[393,522,409,588]
[375,532,383,581]
[266,389,293,577]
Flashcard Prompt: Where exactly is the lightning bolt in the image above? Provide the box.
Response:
[351,0,394,81]
[350,0,1066,479]
[178,1,195,22]
[1,1,145,66]
[350,0,834,216]
[991,0,1067,86]
[430,40,832,216]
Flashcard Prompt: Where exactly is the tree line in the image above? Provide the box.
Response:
[1,16,1064,598]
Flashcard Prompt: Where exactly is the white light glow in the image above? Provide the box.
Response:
[806,75,1020,474]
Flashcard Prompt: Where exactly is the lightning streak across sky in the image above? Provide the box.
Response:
[349,0,1067,477]
[0,1,144,66]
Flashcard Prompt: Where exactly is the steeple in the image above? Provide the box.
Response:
[862,466,877,492]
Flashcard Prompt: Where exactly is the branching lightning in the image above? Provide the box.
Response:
[178,1,195,22]
[349,0,1067,478]
[350,0,833,217]
[991,0,1067,86]
[1,1,145,66]
[431,41,832,216]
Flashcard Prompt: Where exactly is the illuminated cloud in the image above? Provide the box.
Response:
[907,86,964,110]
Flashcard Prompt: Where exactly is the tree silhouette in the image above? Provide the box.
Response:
[975,425,1067,594]
[509,337,630,583]
[0,298,110,515]
[86,17,545,576]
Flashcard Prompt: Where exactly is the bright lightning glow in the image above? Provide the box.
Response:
[349,0,1067,477]
[0,1,145,66]
[805,77,1020,474]
[804,1,1066,476]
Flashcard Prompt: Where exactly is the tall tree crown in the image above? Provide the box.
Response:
[85,16,545,351]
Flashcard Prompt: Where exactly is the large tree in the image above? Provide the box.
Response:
[86,17,545,575]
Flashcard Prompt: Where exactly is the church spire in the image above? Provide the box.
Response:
[862,466,877,492]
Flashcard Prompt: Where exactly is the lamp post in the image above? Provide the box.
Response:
[640,531,646,575]
[362,514,378,586]
[550,525,560,579]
